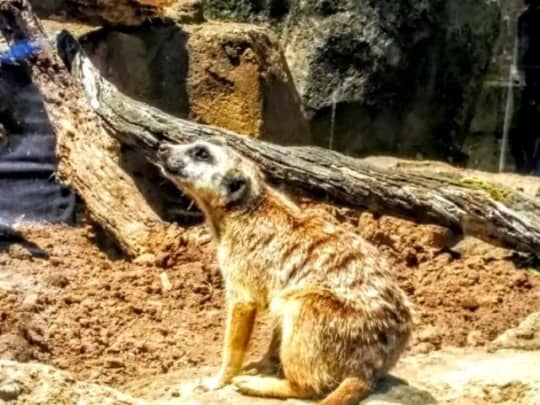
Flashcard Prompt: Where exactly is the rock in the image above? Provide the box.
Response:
[80,22,311,145]
[6,244,33,260]
[464,0,522,173]
[133,253,157,266]
[164,0,205,24]
[29,0,202,26]
[204,0,501,162]
[106,358,127,369]
[0,333,33,362]
[123,366,436,405]
[205,0,291,22]
[462,112,502,172]
[182,23,310,144]
[120,350,540,404]
[284,0,500,158]
[411,342,436,355]
[0,382,23,401]
[0,360,144,404]
[416,325,440,345]
[359,376,436,405]
[461,296,480,311]
[466,330,486,347]
[2,348,540,404]
[395,348,540,404]
[490,312,540,351]
[446,236,510,260]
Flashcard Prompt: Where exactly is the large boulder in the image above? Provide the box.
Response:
[490,311,540,351]
[80,22,311,145]
[0,360,144,404]
[396,348,540,404]
[204,0,501,162]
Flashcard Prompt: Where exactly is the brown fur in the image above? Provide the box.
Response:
[157,140,413,402]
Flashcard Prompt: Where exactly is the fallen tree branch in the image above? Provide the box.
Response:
[1,0,539,256]
[65,33,540,255]
[0,0,184,259]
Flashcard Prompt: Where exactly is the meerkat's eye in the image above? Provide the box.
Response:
[189,145,211,162]
[221,172,249,205]
[226,178,245,194]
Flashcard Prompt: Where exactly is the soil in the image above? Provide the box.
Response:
[0,201,539,396]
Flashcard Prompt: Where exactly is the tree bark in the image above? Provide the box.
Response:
[0,0,184,259]
[1,0,540,256]
[62,32,540,255]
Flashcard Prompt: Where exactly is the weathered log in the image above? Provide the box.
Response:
[360,157,540,199]
[63,33,540,255]
[0,0,184,259]
[1,0,540,257]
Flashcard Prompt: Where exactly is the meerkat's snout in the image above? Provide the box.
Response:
[157,143,172,159]
[156,143,175,165]
[157,143,187,178]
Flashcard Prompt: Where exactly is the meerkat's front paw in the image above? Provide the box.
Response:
[194,374,228,393]
[231,375,255,391]
[232,375,264,395]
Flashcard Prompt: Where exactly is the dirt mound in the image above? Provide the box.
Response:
[355,212,539,351]
[0,203,539,393]
[0,224,225,388]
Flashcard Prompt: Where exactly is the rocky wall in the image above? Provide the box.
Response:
[205,0,502,163]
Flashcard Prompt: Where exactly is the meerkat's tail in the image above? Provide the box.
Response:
[319,377,371,405]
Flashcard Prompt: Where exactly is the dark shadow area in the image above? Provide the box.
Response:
[509,0,540,175]
[0,224,49,259]
[79,22,190,118]
[262,50,312,146]
[84,222,124,261]
[510,251,540,269]
[361,374,437,404]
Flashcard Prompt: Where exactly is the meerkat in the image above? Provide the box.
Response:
[157,138,413,404]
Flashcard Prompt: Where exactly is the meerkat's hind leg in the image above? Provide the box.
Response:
[319,377,371,405]
[232,375,313,399]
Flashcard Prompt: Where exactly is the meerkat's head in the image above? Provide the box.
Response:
[157,138,263,214]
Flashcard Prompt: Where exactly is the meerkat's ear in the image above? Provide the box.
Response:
[207,136,227,146]
[221,170,250,205]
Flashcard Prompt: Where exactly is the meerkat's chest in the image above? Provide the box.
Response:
[217,244,271,305]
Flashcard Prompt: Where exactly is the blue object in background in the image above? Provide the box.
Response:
[0,40,41,65]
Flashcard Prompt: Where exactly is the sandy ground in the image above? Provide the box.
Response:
[0,201,539,396]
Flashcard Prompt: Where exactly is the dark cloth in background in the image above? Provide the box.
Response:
[0,64,75,226]
[513,5,540,174]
